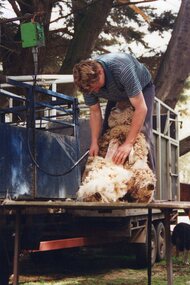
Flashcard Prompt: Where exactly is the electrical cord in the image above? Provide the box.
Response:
[27,132,89,176]
[26,47,89,176]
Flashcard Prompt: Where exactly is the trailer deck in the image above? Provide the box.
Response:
[2,199,189,210]
[0,76,183,285]
[1,199,190,285]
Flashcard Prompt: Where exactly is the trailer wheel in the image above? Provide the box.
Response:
[156,222,166,261]
[135,225,157,267]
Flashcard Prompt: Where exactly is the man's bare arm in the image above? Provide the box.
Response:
[113,92,147,164]
[89,103,103,156]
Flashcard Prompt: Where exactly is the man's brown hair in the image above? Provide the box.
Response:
[73,60,100,93]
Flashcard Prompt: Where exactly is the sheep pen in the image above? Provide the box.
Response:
[77,105,156,203]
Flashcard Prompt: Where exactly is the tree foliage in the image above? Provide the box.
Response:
[148,10,176,33]
[0,0,176,75]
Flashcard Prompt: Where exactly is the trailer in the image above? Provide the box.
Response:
[0,75,180,285]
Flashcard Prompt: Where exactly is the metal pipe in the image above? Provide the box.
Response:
[147,208,152,285]
[13,210,21,285]
[164,209,173,285]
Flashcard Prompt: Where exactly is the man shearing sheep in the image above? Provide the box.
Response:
[73,52,155,171]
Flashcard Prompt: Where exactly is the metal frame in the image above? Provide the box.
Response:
[0,76,80,199]
[153,97,179,201]
[0,77,78,130]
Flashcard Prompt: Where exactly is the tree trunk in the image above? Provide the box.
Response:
[180,136,190,156]
[60,0,114,74]
[154,0,190,109]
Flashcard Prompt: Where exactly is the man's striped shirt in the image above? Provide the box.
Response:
[83,52,152,106]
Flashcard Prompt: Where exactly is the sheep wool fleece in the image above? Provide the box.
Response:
[77,106,156,204]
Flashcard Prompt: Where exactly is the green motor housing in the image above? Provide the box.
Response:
[20,22,45,48]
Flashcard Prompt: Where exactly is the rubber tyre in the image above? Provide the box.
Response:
[135,225,157,267]
[156,222,166,261]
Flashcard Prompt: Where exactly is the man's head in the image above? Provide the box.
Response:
[73,60,105,93]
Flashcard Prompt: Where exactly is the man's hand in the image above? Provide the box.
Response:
[89,142,99,156]
[112,143,133,165]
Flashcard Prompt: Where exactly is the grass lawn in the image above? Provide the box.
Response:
[14,248,190,285]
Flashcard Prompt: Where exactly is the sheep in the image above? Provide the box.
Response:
[77,156,133,203]
[99,125,148,167]
[77,104,156,203]
[171,222,190,264]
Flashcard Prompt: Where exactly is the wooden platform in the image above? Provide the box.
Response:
[2,199,190,210]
